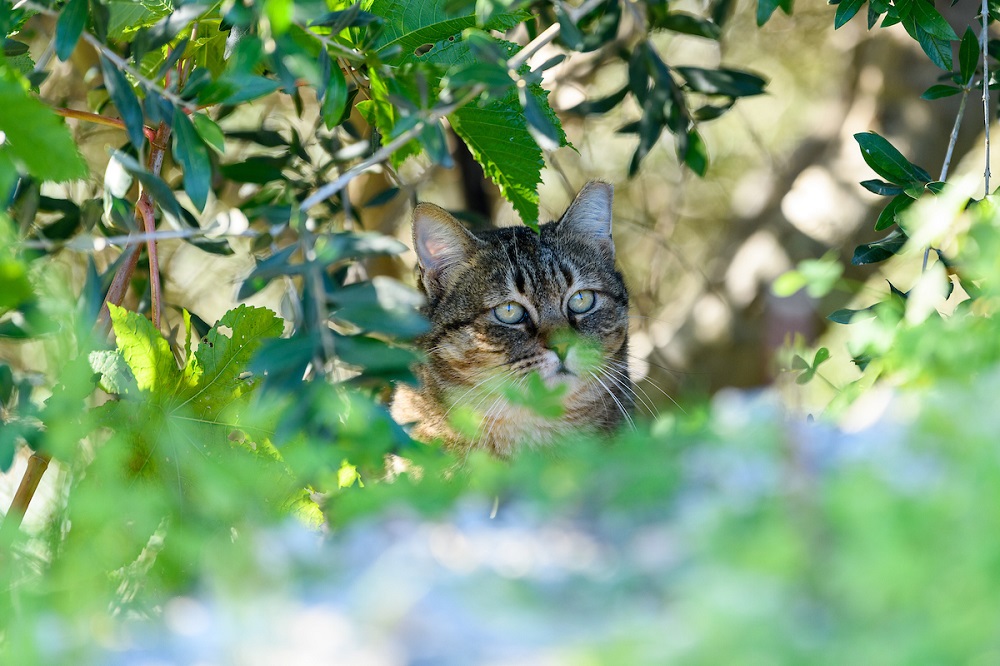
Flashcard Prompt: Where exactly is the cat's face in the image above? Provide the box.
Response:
[408,182,632,455]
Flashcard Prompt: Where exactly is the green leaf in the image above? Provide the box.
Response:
[676,67,767,97]
[99,55,146,150]
[333,333,420,377]
[88,349,139,396]
[172,109,212,211]
[322,63,349,130]
[921,84,962,100]
[329,277,429,338]
[756,0,782,26]
[906,19,954,71]
[852,228,908,265]
[828,306,877,324]
[0,76,87,181]
[682,129,709,176]
[0,257,33,310]
[910,0,958,41]
[960,26,979,83]
[860,179,905,196]
[854,131,931,185]
[55,0,89,61]
[656,12,721,39]
[366,0,528,64]
[177,304,283,420]
[108,303,181,394]
[105,0,172,40]
[874,193,915,231]
[220,156,289,184]
[191,113,226,154]
[834,0,866,29]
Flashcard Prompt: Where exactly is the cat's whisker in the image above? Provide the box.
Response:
[442,366,517,421]
[477,374,527,451]
[591,373,636,431]
[624,351,698,378]
[602,363,658,417]
[614,357,686,413]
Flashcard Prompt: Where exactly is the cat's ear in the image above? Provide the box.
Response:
[558,181,615,259]
[412,203,481,296]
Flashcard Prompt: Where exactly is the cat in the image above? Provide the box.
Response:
[391,182,633,458]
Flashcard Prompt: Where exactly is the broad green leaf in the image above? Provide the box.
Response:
[960,26,979,83]
[904,18,953,71]
[108,303,181,394]
[178,305,283,420]
[0,75,87,181]
[172,108,212,211]
[55,0,89,61]
[88,349,139,396]
[874,193,915,231]
[0,257,32,310]
[854,131,931,185]
[106,0,172,40]
[100,55,146,150]
[834,0,866,29]
[921,84,961,100]
[366,0,528,63]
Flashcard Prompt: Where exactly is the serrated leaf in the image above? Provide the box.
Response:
[854,131,931,185]
[835,0,866,28]
[0,77,87,181]
[874,192,915,231]
[106,0,172,40]
[55,0,89,61]
[960,26,979,83]
[367,0,528,64]
[100,55,146,150]
[108,303,180,394]
[172,108,212,211]
[88,349,139,396]
[177,305,283,419]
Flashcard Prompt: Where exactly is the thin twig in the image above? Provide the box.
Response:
[982,0,992,195]
[18,227,258,252]
[0,453,51,548]
[53,107,158,142]
[939,87,970,182]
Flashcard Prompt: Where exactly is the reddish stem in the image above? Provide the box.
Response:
[0,454,51,548]
[53,107,157,143]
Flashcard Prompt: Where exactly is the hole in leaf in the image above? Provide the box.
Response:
[414,43,434,56]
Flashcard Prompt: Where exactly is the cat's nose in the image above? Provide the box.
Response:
[546,327,577,363]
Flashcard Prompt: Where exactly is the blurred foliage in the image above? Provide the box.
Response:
[2,0,1000,662]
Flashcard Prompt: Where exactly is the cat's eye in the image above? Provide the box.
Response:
[568,289,596,314]
[494,301,527,324]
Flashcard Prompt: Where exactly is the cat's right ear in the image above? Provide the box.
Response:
[412,203,481,297]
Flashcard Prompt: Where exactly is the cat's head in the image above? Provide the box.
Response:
[408,182,632,455]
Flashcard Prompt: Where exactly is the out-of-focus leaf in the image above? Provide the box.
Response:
[874,193,915,231]
[656,12,721,39]
[322,63,349,130]
[329,277,429,338]
[0,77,87,181]
[220,156,289,184]
[100,55,146,150]
[111,150,185,222]
[55,0,89,61]
[172,108,212,211]
[860,179,905,196]
[107,303,181,394]
[682,129,709,176]
[676,66,767,97]
[191,113,226,154]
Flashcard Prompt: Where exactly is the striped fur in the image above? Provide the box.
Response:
[392,182,633,458]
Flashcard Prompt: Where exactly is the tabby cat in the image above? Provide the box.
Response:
[391,182,633,458]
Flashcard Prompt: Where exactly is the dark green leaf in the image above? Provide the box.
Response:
[854,131,932,185]
[682,129,709,176]
[55,0,89,61]
[835,0,866,28]
[828,306,877,324]
[910,0,958,40]
[238,245,301,300]
[322,63,349,130]
[333,333,420,377]
[329,277,429,338]
[568,85,629,115]
[909,21,954,70]
[852,228,908,265]
[921,84,962,99]
[3,39,29,57]
[100,55,146,150]
[172,108,212,211]
[874,193,915,231]
[861,179,905,196]
[521,85,561,152]
[756,0,782,25]
[419,120,453,166]
[0,364,13,407]
[676,67,767,97]
[311,3,381,30]
[220,156,288,184]
[960,26,979,83]
[656,12,722,39]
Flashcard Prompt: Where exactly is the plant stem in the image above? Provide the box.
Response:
[53,107,158,142]
[939,87,970,182]
[0,453,51,548]
[982,0,992,196]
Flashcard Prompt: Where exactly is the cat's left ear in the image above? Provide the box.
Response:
[558,181,615,259]
[412,202,482,298]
